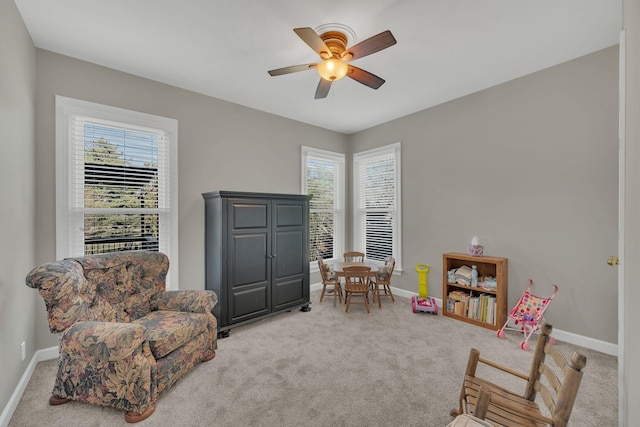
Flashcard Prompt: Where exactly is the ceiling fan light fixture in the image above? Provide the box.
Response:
[317,58,348,81]
[268,25,396,98]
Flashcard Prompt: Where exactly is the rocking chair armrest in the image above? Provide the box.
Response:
[60,321,147,362]
[154,290,218,314]
[478,356,530,381]
[473,386,491,420]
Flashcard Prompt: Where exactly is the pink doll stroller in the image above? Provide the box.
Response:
[497,279,558,350]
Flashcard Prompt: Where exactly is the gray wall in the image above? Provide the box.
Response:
[349,46,619,344]
[33,46,620,347]
[0,0,37,414]
[34,49,348,349]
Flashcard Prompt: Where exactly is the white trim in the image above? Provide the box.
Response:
[0,346,59,427]
[301,145,346,264]
[37,346,60,360]
[551,328,618,356]
[352,142,402,269]
[300,145,346,163]
[55,96,179,289]
[618,29,626,427]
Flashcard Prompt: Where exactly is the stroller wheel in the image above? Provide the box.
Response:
[520,341,531,351]
[497,330,506,339]
[549,336,556,345]
[411,296,417,313]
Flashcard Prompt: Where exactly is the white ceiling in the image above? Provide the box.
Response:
[15,0,621,134]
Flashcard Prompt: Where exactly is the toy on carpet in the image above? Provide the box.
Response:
[497,279,558,350]
[412,264,438,314]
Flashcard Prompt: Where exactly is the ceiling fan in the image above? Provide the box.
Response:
[268,27,397,99]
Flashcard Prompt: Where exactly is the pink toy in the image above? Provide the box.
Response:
[412,295,438,314]
[497,279,558,350]
[412,264,438,315]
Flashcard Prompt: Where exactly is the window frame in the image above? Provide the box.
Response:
[352,142,402,272]
[301,146,346,271]
[55,96,179,288]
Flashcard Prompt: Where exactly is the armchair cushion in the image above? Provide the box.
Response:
[84,263,133,322]
[377,256,395,281]
[133,311,210,359]
[377,266,391,281]
[319,262,336,281]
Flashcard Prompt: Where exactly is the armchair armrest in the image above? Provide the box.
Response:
[60,321,147,362]
[26,260,97,333]
[154,290,218,314]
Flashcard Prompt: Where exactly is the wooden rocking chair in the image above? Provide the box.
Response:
[451,324,587,427]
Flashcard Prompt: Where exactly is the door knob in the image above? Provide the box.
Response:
[607,256,619,266]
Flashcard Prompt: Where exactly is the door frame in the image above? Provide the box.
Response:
[618,29,626,427]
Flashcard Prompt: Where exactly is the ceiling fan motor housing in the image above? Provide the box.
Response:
[319,31,348,58]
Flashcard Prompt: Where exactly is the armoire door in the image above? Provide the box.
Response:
[227,198,271,323]
[271,199,309,311]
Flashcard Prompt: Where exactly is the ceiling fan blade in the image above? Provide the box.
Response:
[315,79,332,99]
[268,64,315,76]
[346,66,385,89]
[343,30,397,61]
[294,27,332,58]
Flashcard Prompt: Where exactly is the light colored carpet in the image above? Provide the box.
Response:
[9,291,617,426]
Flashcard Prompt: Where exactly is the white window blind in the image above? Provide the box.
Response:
[301,146,345,263]
[353,143,402,268]
[69,117,170,255]
[56,96,179,287]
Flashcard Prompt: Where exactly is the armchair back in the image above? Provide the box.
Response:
[26,251,170,333]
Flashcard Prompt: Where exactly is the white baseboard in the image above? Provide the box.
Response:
[309,282,323,292]
[311,282,618,356]
[0,358,38,427]
[550,328,617,355]
[38,346,59,361]
[0,346,59,427]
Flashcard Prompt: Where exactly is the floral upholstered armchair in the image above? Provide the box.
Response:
[26,251,218,423]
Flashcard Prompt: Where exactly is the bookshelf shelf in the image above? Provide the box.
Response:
[442,252,508,331]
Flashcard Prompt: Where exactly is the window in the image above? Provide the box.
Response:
[55,96,179,288]
[301,146,345,265]
[353,142,402,270]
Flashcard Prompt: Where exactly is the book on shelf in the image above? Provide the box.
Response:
[447,291,469,316]
[448,292,496,325]
[487,295,496,325]
[448,290,469,301]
